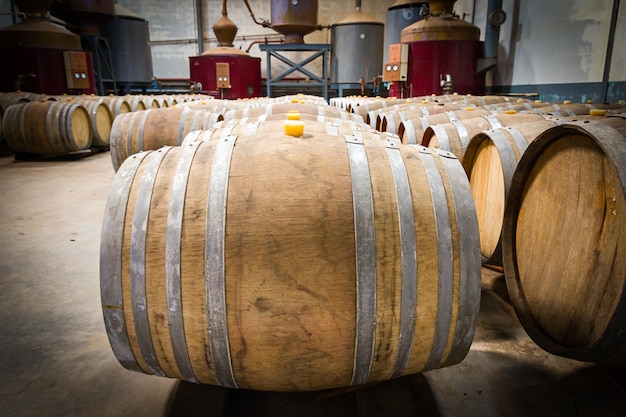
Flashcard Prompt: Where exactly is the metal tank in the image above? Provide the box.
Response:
[331,4,384,93]
[101,4,154,86]
[393,0,485,97]
[0,0,96,94]
[383,0,428,65]
[270,0,319,44]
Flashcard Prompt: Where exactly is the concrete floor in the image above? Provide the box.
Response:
[0,150,625,417]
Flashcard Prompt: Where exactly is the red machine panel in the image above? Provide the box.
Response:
[189,54,262,99]
[390,40,485,98]
[0,47,95,94]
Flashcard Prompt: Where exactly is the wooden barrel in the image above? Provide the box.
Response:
[80,95,131,118]
[200,115,372,139]
[502,116,626,364]
[0,91,55,112]
[348,98,409,118]
[423,113,546,161]
[222,102,362,123]
[274,94,328,105]
[461,119,564,265]
[56,96,114,147]
[100,129,481,391]
[109,107,222,171]
[3,100,91,155]
[398,108,491,145]
[183,118,379,146]
[123,95,148,112]
[380,103,464,134]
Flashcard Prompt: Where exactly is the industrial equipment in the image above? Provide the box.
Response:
[189,0,261,99]
[383,0,428,65]
[331,1,384,97]
[0,0,96,94]
[389,0,489,97]
[243,0,320,44]
[101,4,154,93]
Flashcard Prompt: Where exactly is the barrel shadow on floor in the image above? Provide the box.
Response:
[166,373,441,417]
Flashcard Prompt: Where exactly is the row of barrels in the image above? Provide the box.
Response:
[0,91,331,157]
[0,91,217,156]
[108,99,367,171]
[374,97,626,365]
[98,94,626,391]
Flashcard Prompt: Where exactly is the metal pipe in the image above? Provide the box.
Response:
[195,0,204,54]
[245,38,283,53]
[242,0,270,27]
[484,0,503,59]
[602,0,620,103]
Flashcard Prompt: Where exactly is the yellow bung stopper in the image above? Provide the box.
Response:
[422,100,430,104]
[287,111,301,120]
[619,99,625,104]
[405,100,412,104]
[586,99,593,104]
[535,99,542,103]
[563,100,571,104]
[375,96,381,99]
[505,109,517,114]
[290,99,300,103]
[465,107,475,111]
[453,92,459,95]
[284,120,304,136]
[589,109,606,117]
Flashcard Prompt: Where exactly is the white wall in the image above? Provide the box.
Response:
[455,0,623,88]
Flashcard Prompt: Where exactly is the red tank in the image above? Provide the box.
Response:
[390,0,485,97]
[189,49,262,99]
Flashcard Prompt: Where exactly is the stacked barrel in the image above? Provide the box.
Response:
[0,91,214,157]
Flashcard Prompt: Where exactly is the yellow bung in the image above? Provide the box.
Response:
[283,120,305,136]
[286,111,301,120]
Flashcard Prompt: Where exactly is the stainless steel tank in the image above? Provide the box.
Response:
[101,4,154,84]
[270,0,318,44]
[383,1,427,64]
[331,10,384,84]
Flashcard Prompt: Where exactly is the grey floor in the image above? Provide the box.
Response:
[0,151,624,417]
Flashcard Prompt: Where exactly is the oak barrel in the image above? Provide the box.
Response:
[80,95,132,118]
[380,102,463,134]
[398,108,491,145]
[101,130,481,391]
[3,100,91,155]
[185,118,375,145]
[502,116,626,364]
[462,119,563,265]
[57,96,113,147]
[109,107,222,171]
[423,113,545,161]
[222,102,363,123]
